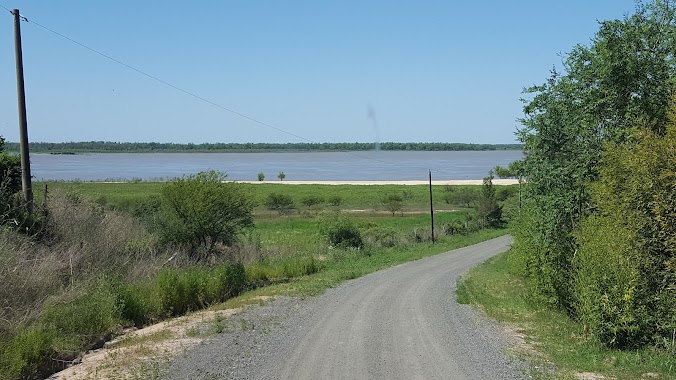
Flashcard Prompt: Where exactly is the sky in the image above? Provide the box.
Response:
[0,1,638,144]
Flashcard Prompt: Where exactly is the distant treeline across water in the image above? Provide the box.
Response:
[7,141,523,153]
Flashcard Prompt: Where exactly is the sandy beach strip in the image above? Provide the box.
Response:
[236,179,519,186]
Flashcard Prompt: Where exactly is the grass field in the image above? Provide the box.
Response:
[38,181,491,212]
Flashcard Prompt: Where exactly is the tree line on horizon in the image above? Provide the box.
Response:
[4,141,522,153]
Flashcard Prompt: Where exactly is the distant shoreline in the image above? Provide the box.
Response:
[8,141,523,154]
[238,179,520,185]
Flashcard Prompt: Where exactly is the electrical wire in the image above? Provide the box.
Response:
[0,6,506,178]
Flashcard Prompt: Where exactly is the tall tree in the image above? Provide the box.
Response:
[514,0,676,309]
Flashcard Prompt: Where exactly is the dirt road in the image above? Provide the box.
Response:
[166,235,524,379]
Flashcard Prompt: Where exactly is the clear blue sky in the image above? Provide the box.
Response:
[0,1,637,144]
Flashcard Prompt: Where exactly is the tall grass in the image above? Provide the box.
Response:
[1,184,507,380]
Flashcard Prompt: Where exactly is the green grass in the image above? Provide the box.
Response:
[456,251,676,380]
[2,181,511,380]
[39,181,491,212]
[219,228,508,302]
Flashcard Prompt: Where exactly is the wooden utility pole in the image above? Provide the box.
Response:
[429,169,434,243]
[13,9,33,213]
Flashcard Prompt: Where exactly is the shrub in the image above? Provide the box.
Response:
[320,214,363,248]
[573,215,650,348]
[265,193,294,214]
[443,187,479,208]
[382,194,403,216]
[118,282,161,327]
[0,136,37,233]
[477,175,503,227]
[257,172,265,181]
[572,125,676,348]
[362,226,401,248]
[301,195,324,209]
[328,195,343,207]
[160,171,255,256]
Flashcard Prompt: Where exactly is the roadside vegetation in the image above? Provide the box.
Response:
[460,1,675,378]
[0,153,513,380]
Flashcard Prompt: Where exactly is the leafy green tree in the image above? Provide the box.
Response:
[382,194,403,216]
[160,171,254,256]
[277,171,286,181]
[257,172,265,181]
[514,0,676,309]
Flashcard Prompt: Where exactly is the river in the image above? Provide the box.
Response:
[29,150,523,181]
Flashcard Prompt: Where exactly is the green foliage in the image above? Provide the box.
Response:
[515,0,676,313]
[117,282,160,327]
[265,192,295,213]
[277,171,286,181]
[476,175,503,228]
[257,172,265,181]
[319,214,364,249]
[382,193,404,216]
[0,136,32,232]
[160,171,255,254]
[443,187,479,208]
[246,255,320,284]
[327,195,343,207]
[154,262,246,316]
[39,280,123,351]
[301,195,324,208]
[573,124,676,348]
[0,325,56,380]
[458,250,676,379]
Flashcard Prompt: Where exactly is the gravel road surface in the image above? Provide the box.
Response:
[165,235,525,379]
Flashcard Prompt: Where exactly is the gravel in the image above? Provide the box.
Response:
[165,235,527,380]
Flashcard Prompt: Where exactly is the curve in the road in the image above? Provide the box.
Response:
[166,235,525,380]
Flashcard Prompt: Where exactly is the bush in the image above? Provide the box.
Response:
[265,193,294,213]
[362,226,401,248]
[328,195,343,207]
[443,187,479,207]
[0,137,37,233]
[573,216,650,348]
[571,125,676,348]
[160,171,255,256]
[301,195,324,209]
[320,214,364,248]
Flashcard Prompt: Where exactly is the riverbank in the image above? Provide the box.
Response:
[240,179,520,185]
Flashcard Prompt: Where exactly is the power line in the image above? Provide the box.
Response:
[0,7,472,176]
